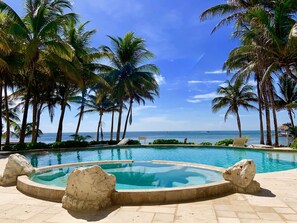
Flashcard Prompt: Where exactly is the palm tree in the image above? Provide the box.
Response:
[0,0,78,143]
[212,78,258,137]
[200,0,272,33]
[62,18,105,138]
[275,74,297,127]
[122,78,159,139]
[100,32,159,140]
[83,95,114,141]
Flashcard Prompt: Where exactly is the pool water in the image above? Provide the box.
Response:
[25,146,297,173]
[30,162,223,190]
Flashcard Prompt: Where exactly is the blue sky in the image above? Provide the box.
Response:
[6,0,289,133]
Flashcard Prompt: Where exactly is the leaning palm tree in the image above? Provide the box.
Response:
[83,95,114,141]
[212,78,258,137]
[100,32,159,141]
[122,78,159,139]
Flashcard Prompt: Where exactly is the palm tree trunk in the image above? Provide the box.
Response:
[267,80,279,146]
[35,102,43,143]
[116,101,123,141]
[288,109,295,127]
[4,82,10,145]
[75,105,84,140]
[75,92,85,139]
[262,86,272,145]
[235,109,242,137]
[100,127,104,141]
[122,99,132,139]
[110,110,114,141]
[20,87,31,143]
[31,97,37,143]
[56,99,66,142]
[97,111,103,141]
[256,77,264,144]
[0,83,3,149]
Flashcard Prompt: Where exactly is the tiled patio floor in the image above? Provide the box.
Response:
[1,158,297,222]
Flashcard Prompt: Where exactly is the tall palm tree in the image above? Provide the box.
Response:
[100,32,159,140]
[122,78,159,139]
[62,18,103,138]
[212,78,258,137]
[0,0,78,143]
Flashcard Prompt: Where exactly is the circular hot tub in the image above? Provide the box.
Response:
[17,160,233,204]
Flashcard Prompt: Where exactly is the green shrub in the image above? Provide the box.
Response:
[26,142,49,150]
[107,140,120,145]
[2,145,15,151]
[127,140,141,145]
[13,143,27,151]
[291,139,297,149]
[215,139,233,146]
[49,140,89,149]
[199,142,212,146]
[152,139,180,144]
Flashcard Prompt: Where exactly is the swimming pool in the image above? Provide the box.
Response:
[30,161,224,190]
[24,146,297,173]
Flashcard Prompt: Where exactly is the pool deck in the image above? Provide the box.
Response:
[1,157,297,222]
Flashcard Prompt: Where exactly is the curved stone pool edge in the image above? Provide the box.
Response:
[16,160,234,205]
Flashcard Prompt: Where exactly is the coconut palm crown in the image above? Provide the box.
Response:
[212,78,258,137]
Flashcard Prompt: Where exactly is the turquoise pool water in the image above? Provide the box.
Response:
[24,146,297,173]
[30,162,223,189]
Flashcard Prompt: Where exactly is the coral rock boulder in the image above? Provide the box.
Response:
[223,159,261,194]
[0,153,35,186]
[62,165,116,212]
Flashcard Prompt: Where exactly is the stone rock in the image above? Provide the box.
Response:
[223,159,261,194]
[117,138,130,145]
[235,180,261,194]
[62,165,116,212]
[0,153,35,186]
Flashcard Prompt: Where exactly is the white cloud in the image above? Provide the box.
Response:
[154,74,166,85]
[193,92,217,99]
[188,80,224,84]
[134,105,157,115]
[187,99,202,103]
[187,92,217,103]
[205,70,227,74]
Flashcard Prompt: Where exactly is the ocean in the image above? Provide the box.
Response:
[29,130,290,146]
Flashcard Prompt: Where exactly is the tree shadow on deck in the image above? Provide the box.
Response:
[67,206,120,222]
[254,188,276,197]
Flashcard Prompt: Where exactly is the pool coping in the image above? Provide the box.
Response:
[1,144,297,157]
[17,160,234,205]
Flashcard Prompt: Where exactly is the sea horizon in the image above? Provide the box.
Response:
[15,130,290,146]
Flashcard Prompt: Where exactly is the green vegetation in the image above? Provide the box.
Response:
[291,139,297,149]
[127,140,141,145]
[1,139,140,151]
[199,142,212,146]
[151,139,194,144]
[201,0,297,146]
[215,139,233,147]
[2,142,49,151]
[0,0,159,147]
